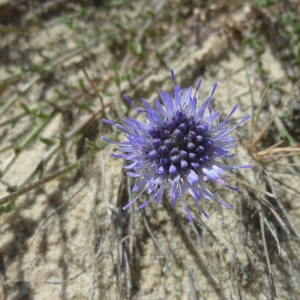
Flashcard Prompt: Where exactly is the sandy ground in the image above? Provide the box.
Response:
[0,1,300,299]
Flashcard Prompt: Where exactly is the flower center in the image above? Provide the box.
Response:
[148,112,213,176]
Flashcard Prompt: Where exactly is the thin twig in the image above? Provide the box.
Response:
[0,149,98,208]
[77,62,105,109]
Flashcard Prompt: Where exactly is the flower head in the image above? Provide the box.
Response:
[102,70,252,222]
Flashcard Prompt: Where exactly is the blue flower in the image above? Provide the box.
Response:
[102,70,252,222]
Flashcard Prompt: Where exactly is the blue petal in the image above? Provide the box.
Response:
[202,168,219,181]
[148,109,164,127]
[154,98,167,118]
[193,78,202,98]
[126,172,144,178]
[185,170,199,185]
[158,90,174,118]
[208,146,228,157]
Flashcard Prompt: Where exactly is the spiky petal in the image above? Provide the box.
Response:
[102,70,252,222]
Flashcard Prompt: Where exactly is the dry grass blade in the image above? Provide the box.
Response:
[248,79,300,158]
[232,174,290,234]
[141,210,169,273]
[257,200,277,299]
[249,77,273,145]
[0,149,97,207]
[255,144,300,160]
[47,232,130,284]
